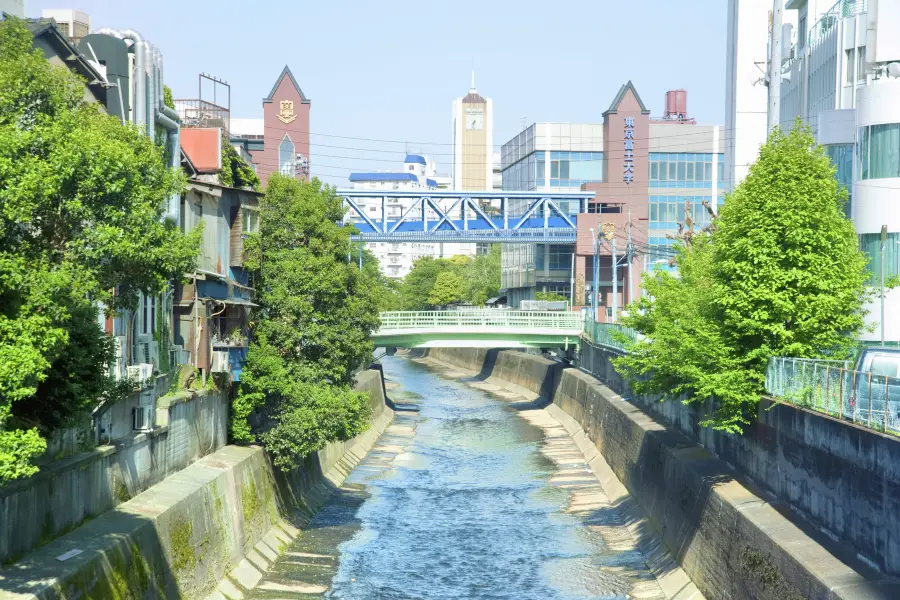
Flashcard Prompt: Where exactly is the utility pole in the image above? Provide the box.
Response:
[359,243,363,271]
[569,252,575,309]
[611,237,618,323]
[627,209,634,307]
[882,225,887,344]
[768,0,783,133]
[590,228,599,324]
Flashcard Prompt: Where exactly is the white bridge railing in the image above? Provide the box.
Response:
[376,310,583,332]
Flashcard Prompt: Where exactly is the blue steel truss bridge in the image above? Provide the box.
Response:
[340,190,596,243]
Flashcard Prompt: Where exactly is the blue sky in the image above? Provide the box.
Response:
[33,1,727,186]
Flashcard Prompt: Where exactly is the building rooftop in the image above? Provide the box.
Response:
[349,172,420,183]
[230,118,264,137]
[404,154,427,165]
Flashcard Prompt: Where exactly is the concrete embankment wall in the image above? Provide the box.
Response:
[0,368,392,600]
[579,341,900,577]
[427,348,897,600]
[0,388,229,566]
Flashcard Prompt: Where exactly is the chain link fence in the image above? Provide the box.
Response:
[765,357,900,434]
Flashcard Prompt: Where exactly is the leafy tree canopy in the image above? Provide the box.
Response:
[616,124,870,432]
[427,272,466,307]
[0,18,200,483]
[232,176,381,467]
[396,244,500,310]
[536,291,567,302]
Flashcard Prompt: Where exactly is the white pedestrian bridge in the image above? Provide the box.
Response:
[372,310,583,350]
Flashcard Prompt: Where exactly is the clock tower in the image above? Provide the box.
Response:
[452,72,493,190]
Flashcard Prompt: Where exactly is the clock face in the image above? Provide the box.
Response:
[466,110,484,130]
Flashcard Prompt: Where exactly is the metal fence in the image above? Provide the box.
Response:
[582,315,636,352]
[377,310,583,331]
[765,357,900,433]
[809,0,867,48]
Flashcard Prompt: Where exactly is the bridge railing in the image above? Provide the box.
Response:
[377,310,583,331]
[582,315,637,351]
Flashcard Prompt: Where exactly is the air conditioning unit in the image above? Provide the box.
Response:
[132,406,152,431]
[211,350,230,373]
[126,365,143,383]
[138,363,154,381]
[169,344,190,368]
[135,336,159,369]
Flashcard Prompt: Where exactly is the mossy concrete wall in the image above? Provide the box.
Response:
[578,340,900,577]
[428,348,898,600]
[0,388,229,566]
[0,367,392,600]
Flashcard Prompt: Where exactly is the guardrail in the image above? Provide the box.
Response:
[582,315,637,351]
[377,310,583,331]
[765,356,900,434]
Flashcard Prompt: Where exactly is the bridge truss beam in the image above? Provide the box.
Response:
[340,190,595,243]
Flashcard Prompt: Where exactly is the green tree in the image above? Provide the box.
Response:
[467,245,501,306]
[220,132,260,190]
[616,124,870,432]
[536,291,567,302]
[400,257,448,310]
[427,271,466,307]
[232,176,380,467]
[0,18,200,482]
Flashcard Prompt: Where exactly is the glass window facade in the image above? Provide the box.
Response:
[649,153,724,188]
[534,244,575,271]
[825,144,853,217]
[859,124,900,180]
[859,232,900,287]
[549,151,603,187]
[501,151,603,191]
[648,195,720,229]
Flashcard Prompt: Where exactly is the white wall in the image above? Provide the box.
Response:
[854,79,900,342]
[725,0,770,190]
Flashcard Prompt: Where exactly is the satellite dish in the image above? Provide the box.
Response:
[887,63,900,78]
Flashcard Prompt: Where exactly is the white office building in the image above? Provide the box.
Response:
[743,0,900,342]
[347,155,475,278]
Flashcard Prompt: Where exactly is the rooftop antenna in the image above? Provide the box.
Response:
[470,58,476,93]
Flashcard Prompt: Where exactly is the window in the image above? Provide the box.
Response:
[825,144,854,216]
[859,123,900,180]
[548,244,574,271]
[859,232,900,286]
[279,135,295,175]
[140,293,156,336]
[242,208,259,233]
[869,355,900,378]
[846,48,855,85]
[857,46,866,82]
[798,16,807,49]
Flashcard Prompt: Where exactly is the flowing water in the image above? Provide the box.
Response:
[249,355,668,599]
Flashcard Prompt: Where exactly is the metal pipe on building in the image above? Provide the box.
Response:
[119,30,147,130]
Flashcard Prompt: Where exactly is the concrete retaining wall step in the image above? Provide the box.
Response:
[428,348,900,600]
[0,368,393,600]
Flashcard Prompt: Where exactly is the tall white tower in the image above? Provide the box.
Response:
[452,71,494,191]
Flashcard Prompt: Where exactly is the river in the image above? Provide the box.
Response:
[248,354,668,599]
